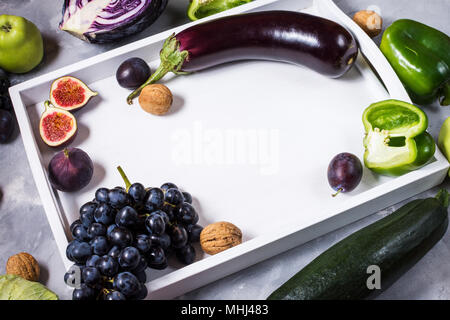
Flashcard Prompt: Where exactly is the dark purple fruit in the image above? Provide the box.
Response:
[145,246,167,269]
[118,246,141,270]
[115,205,139,229]
[79,201,97,227]
[113,272,140,298]
[95,187,109,203]
[161,182,178,192]
[108,226,133,248]
[98,255,119,277]
[187,224,203,243]
[165,188,184,206]
[0,109,14,143]
[87,222,107,238]
[48,147,94,192]
[327,152,363,196]
[72,224,89,241]
[144,187,164,212]
[128,182,146,205]
[135,234,152,253]
[116,57,151,90]
[0,68,9,94]
[69,219,82,233]
[176,244,196,265]
[177,202,198,225]
[0,95,13,111]
[108,245,122,260]
[182,191,192,204]
[150,233,171,250]
[169,225,188,249]
[72,283,97,300]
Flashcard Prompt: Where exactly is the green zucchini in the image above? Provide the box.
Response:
[267,189,449,300]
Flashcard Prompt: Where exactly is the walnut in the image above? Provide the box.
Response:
[138,84,173,115]
[6,252,40,282]
[200,222,242,255]
[353,10,383,38]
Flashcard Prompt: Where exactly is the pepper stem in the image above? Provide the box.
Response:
[126,34,189,105]
[117,166,132,192]
[439,81,450,106]
[332,188,343,197]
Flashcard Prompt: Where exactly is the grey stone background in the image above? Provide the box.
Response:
[0,0,448,300]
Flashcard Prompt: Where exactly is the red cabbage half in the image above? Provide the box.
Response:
[59,0,168,43]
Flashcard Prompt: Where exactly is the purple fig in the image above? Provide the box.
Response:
[327,152,363,197]
[48,147,94,192]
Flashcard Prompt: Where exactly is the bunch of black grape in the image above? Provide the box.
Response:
[65,166,203,300]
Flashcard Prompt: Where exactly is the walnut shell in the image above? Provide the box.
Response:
[6,252,40,282]
[200,221,242,255]
[353,10,383,38]
[138,84,173,115]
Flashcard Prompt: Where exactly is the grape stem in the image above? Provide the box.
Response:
[117,166,132,192]
[332,188,343,197]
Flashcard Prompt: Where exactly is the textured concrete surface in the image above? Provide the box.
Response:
[0,0,449,300]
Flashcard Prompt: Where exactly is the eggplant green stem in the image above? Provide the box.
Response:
[117,166,131,192]
[126,34,189,105]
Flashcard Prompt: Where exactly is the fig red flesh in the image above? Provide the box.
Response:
[49,76,98,111]
[41,111,74,142]
[52,78,86,107]
[39,101,77,147]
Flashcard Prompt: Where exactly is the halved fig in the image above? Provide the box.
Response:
[49,76,98,111]
[39,100,77,147]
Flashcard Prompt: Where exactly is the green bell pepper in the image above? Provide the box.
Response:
[380,19,450,106]
[363,99,435,176]
[187,0,253,21]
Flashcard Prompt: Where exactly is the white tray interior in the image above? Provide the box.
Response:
[28,18,390,279]
[11,0,448,298]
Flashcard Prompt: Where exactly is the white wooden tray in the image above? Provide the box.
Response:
[10,0,449,299]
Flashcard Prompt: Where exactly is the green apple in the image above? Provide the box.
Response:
[0,14,44,73]
[438,117,450,177]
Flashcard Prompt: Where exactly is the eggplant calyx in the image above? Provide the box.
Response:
[127,34,188,105]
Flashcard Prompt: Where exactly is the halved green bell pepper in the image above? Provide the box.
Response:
[380,19,450,106]
[363,99,435,176]
[187,0,253,21]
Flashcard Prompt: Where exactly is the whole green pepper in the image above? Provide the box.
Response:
[363,99,435,176]
[187,0,253,21]
[380,19,450,106]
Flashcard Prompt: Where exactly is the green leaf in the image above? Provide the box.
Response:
[0,275,58,300]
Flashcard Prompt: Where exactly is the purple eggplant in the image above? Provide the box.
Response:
[127,10,358,104]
